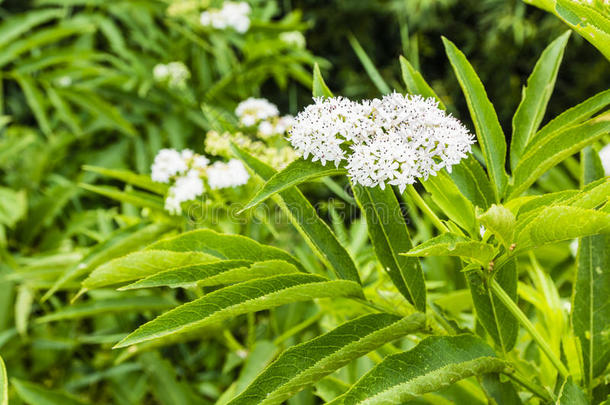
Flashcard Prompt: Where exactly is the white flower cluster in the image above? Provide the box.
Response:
[235,97,294,138]
[599,143,610,176]
[288,93,475,192]
[279,31,306,48]
[151,148,249,215]
[153,62,190,89]
[200,1,251,33]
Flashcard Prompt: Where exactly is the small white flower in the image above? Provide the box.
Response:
[200,1,251,33]
[151,149,188,183]
[279,31,306,48]
[235,98,279,126]
[258,120,275,137]
[192,155,210,169]
[57,76,72,87]
[165,170,205,215]
[599,143,610,176]
[153,62,190,89]
[207,159,250,189]
[153,64,169,81]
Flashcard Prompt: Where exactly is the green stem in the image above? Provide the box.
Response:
[503,367,553,402]
[490,279,569,378]
[405,185,448,233]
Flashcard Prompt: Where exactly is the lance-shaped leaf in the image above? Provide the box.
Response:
[478,205,516,249]
[449,155,495,211]
[399,56,446,109]
[404,233,496,266]
[148,229,303,270]
[510,31,570,169]
[515,206,610,252]
[573,147,610,389]
[556,378,588,405]
[313,63,333,98]
[0,355,6,405]
[114,274,362,348]
[509,117,610,198]
[232,144,361,284]
[351,184,426,311]
[241,159,346,211]
[82,165,168,195]
[83,250,219,289]
[12,379,88,405]
[468,259,518,353]
[121,260,300,290]
[443,37,508,200]
[330,335,506,405]
[479,373,522,405]
[228,313,426,405]
[36,296,176,323]
[566,178,610,209]
[79,183,165,211]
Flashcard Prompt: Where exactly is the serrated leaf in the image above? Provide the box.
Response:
[0,355,7,405]
[242,158,346,211]
[37,296,176,323]
[351,184,426,311]
[147,229,303,271]
[399,56,446,109]
[449,155,494,211]
[114,274,363,348]
[510,31,570,169]
[121,260,300,290]
[12,379,88,405]
[568,178,610,209]
[573,147,610,390]
[556,378,588,405]
[312,63,333,98]
[330,335,506,405]
[509,117,610,198]
[404,233,495,265]
[442,37,508,200]
[515,206,610,251]
[468,259,518,353]
[232,144,361,284]
[83,250,219,289]
[478,205,516,249]
[228,313,426,405]
[83,165,168,195]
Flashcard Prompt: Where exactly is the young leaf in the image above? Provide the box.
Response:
[12,379,88,405]
[79,183,165,211]
[556,378,588,405]
[478,204,516,249]
[509,117,610,198]
[312,63,333,98]
[399,56,446,109]
[232,144,361,284]
[83,250,219,289]
[572,147,610,390]
[448,155,495,211]
[13,73,52,136]
[228,313,426,405]
[442,37,508,200]
[114,274,363,348]
[351,184,426,311]
[120,260,300,290]
[330,335,506,405]
[510,31,571,169]
[148,229,303,270]
[82,165,168,195]
[241,159,346,211]
[468,259,518,353]
[404,233,496,266]
[0,355,6,405]
[36,296,176,323]
[348,33,391,94]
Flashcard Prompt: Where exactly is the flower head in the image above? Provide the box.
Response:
[207,159,250,189]
[200,1,251,33]
[151,148,188,183]
[235,98,279,126]
[153,62,190,89]
[165,170,205,215]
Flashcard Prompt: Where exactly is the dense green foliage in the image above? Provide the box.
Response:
[1,0,609,404]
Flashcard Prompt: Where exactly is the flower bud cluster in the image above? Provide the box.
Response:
[153,62,190,89]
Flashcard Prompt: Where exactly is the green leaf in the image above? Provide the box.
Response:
[567,178,610,209]
[422,170,477,234]
[114,274,363,348]
[232,144,361,284]
[515,206,610,251]
[351,184,426,311]
[242,158,346,211]
[404,233,495,266]
[228,313,426,405]
[0,9,63,48]
[509,117,610,198]
[531,89,610,147]
[83,250,219,289]
[448,155,494,211]
[13,73,52,136]
[79,183,165,211]
[312,63,333,98]
[37,296,176,323]
[12,379,88,405]
[148,229,303,271]
[478,204,516,249]
[0,187,26,228]
[83,165,168,195]
[556,378,588,405]
[572,147,610,390]
[510,31,571,169]
[468,259,518,353]
[348,33,391,94]
[120,260,300,290]
[0,355,7,405]
[479,373,522,405]
[556,0,610,61]
[140,352,196,405]
[399,56,446,109]
[330,335,506,405]
[442,37,508,200]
